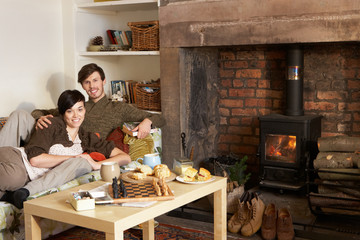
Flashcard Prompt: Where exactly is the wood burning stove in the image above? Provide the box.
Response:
[259,114,321,190]
[259,45,322,190]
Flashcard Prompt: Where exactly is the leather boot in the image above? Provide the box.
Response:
[228,196,251,233]
[277,208,295,240]
[261,203,277,240]
[228,191,250,233]
[240,193,265,237]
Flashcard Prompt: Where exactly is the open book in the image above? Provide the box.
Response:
[122,122,158,137]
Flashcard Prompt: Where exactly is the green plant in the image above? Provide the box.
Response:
[229,155,251,186]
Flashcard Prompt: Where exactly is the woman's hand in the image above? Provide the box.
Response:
[132,118,152,139]
[36,114,54,130]
[76,153,101,170]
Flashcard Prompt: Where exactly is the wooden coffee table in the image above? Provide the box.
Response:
[24,176,227,240]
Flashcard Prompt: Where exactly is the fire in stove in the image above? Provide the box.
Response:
[266,134,296,163]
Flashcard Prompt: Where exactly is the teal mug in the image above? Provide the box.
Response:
[137,153,161,169]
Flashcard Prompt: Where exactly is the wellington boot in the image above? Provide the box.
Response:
[240,193,265,237]
[261,203,277,240]
[228,198,251,233]
[277,208,295,240]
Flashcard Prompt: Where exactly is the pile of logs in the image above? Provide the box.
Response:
[309,135,360,215]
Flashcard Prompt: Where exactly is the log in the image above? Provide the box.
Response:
[317,179,360,198]
[309,192,360,209]
[318,168,360,181]
[318,135,360,152]
[314,152,356,169]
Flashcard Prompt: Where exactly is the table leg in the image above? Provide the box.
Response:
[105,230,123,240]
[142,219,155,240]
[25,213,42,240]
[213,186,227,240]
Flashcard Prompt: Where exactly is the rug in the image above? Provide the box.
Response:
[46,223,217,240]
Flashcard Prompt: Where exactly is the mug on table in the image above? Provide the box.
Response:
[137,153,161,169]
[100,162,120,182]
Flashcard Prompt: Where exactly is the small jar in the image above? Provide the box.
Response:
[173,157,193,176]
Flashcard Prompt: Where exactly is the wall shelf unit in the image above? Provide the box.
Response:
[77,0,158,12]
[63,0,160,95]
[79,50,159,56]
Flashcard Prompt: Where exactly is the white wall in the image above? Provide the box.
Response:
[0,0,64,116]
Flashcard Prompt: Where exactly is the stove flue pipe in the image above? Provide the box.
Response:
[286,45,304,116]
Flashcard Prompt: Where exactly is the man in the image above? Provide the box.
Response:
[0,63,165,147]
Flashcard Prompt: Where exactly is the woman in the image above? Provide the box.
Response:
[0,90,131,209]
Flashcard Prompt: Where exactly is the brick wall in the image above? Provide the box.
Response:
[217,43,360,177]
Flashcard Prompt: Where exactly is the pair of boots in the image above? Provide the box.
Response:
[228,191,265,237]
[261,204,295,240]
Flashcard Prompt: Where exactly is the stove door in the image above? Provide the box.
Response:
[265,134,296,163]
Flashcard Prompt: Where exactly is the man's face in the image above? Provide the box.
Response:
[81,71,106,103]
[64,101,86,129]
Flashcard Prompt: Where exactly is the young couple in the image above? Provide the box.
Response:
[0,63,165,209]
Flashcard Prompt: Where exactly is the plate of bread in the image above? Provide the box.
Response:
[176,167,215,184]
[121,164,176,183]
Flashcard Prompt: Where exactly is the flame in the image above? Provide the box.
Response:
[266,135,296,161]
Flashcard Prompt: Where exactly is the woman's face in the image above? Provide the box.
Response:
[64,101,86,129]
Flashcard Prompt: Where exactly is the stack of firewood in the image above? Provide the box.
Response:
[310,135,360,214]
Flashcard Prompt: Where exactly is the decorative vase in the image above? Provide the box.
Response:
[87,45,104,52]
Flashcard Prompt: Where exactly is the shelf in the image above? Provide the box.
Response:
[77,0,158,12]
[79,50,159,56]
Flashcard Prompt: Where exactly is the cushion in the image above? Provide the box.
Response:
[106,126,129,154]
[123,134,154,162]
[0,117,7,130]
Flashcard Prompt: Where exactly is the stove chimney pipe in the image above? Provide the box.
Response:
[286,45,304,116]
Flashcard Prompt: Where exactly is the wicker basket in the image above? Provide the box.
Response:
[128,21,159,51]
[135,83,161,111]
[208,185,244,214]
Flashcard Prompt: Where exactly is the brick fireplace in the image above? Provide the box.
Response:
[158,0,360,184]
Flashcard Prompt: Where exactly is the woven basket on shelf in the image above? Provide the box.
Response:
[135,83,161,111]
[128,21,159,51]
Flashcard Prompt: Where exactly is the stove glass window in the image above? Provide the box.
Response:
[265,134,296,163]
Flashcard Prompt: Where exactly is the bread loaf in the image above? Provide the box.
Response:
[154,164,171,178]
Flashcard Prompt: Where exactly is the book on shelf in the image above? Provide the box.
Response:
[111,80,138,104]
[106,30,116,44]
[112,31,120,45]
[106,29,132,48]
[122,122,158,137]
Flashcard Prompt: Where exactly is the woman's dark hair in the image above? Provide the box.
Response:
[77,63,105,84]
[57,90,85,115]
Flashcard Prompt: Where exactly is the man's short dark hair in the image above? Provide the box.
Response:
[57,90,85,115]
[78,63,105,84]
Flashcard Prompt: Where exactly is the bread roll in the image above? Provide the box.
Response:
[132,172,146,180]
[137,164,153,176]
[197,167,211,181]
[184,167,198,182]
[154,167,171,178]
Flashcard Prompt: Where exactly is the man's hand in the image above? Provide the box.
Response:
[35,114,54,130]
[132,118,152,139]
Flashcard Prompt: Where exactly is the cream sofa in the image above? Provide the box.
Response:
[0,117,162,240]
[0,116,102,239]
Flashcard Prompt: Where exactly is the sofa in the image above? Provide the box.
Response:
[0,117,162,240]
